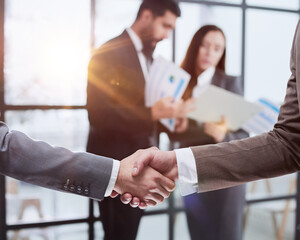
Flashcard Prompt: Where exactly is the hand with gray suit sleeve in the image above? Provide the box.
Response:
[0,122,175,205]
[0,121,113,200]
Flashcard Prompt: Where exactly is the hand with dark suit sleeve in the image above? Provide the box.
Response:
[122,21,300,208]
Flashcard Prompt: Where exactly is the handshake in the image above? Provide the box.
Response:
[112,147,178,209]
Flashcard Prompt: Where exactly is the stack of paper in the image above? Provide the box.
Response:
[188,85,262,131]
[242,98,280,135]
[146,56,190,131]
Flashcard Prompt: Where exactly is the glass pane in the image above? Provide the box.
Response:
[244,204,295,240]
[94,221,105,240]
[6,179,89,224]
[4,0,90,106]
[95,0,140,47]
[136,214,168,240]
[144,199,169,212]
[245,174,297,201]
[5,110,89,224]
[247,0,299,10]
[176,3,242,76]
[8,223,88,240]
[95,0,172,61]
[245,9,299,103]
[174,212,191,240]
[174,186,184,208]
[188,0,242,4]
[5,109,89,151]
[244,174,296,240]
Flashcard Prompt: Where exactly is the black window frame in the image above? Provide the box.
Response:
[1,0,300,239]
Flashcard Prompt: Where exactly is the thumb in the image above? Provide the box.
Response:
[110,190,119,198]
[164,96,174,102]
[132,148,157,177]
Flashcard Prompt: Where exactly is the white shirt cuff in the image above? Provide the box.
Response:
[104,160,120,197]
[175,148,198,196]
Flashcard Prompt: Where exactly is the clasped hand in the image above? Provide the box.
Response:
[112,147,178,209]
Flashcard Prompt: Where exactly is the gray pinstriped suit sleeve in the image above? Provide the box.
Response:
[0,122,113,201]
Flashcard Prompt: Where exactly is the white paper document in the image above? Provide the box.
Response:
[146,56,190,132]
[242,98,280,134]
[188,85,262,131]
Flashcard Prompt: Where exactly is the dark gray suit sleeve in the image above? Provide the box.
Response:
[0,122,113,200]
[191,21,300,193]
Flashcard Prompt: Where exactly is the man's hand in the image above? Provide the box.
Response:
[118,147,178,208]
[151,97,182,121]
[132,148,178,180]
[151,97,195,121]
[113,149,176,207]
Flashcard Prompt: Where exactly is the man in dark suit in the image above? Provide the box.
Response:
[129,20,300,205]
[87,0,182,239]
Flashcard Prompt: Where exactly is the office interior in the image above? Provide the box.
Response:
[0,0,299,239]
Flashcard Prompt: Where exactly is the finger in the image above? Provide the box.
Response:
[159,175,176,192]
[132,150,155,177]
[130,197,140,208]
[138,201,148,209]
[184,105,197,114]
[120,193,133,204]
[188,97,197,103]
[150,185,171,199]
[110,190,119,198]
[185,97,196,106]
[166,96,174,102]
[145,193,164,204]
[144,199,157,207]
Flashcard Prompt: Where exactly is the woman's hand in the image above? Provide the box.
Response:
[175,117,189,133]
[204,116,228,143]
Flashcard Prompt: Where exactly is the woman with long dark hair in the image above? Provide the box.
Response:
[171,25,248,240]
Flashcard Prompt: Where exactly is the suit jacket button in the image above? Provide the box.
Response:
[63,185,69,191]
[70,185,75,192]
[77,186,83,194]
[84,187,89,195]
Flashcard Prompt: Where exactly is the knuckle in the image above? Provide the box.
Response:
[157,196,164,203]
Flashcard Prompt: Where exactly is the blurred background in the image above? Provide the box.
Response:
[0,0,299,239]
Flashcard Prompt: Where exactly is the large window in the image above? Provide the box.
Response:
[1,0,300,240]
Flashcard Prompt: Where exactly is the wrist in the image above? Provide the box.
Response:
[114,162,124,194]
[168,150,179,180]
